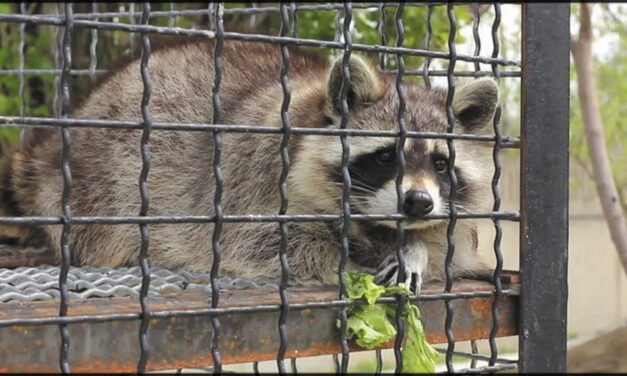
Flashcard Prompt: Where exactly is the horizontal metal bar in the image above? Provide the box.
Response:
[0,68,522,78]
[0,274,519,372]
[0,211,520,226]
[5,3,459,22]
[0,116,521,147]
[0,68,108,75]
[0,15,520,67]
[432,348,518,365]
[0,289,515,328]
[440,364,517,374]
[391,69,522,77]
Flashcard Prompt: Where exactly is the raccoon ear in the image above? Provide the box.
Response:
[452,78,499,133]
[325,55,384,117]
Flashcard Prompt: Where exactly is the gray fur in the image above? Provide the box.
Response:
[1,40,499,288]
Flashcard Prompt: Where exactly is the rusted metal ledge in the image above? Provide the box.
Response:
[0,245,56,268]
[0,272,519,373]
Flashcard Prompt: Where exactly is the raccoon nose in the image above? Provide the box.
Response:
[403,190,434,217]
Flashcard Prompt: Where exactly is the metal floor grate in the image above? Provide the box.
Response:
[0,265,278,302]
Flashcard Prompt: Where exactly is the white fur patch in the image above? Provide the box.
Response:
[364,178,444,230]
[374,240,429,292]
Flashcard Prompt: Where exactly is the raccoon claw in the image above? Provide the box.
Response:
[374,260,422,294]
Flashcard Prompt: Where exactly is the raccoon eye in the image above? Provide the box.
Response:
[433,158,448,172]
[374,150,396,165]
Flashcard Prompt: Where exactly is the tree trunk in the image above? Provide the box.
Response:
[571,3,627,274]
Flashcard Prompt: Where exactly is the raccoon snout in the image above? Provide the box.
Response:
[402,190,434,217]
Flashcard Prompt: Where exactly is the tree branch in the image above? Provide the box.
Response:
[571,3,627,274]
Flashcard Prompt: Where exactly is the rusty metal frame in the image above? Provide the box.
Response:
[0,273,520,373]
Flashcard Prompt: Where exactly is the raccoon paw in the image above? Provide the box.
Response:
[374,255,422,294]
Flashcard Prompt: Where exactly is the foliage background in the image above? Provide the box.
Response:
[1,3,624,199]
[0,2,474,138]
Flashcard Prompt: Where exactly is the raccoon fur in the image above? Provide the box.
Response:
[0,39,499,290]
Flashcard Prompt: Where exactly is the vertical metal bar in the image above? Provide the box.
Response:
[210,2,224,374]
[332,354,340,374]
[128,2,137,53]
[276,3,292,374]
[490,5,502,80]
[470,339,479,369]
[392,3,407,374]
[519,3,570,373]
[290,357,297,374]
[374,349,383,375]
[249,2,257,31]
[136,2,152,373]
[253,361,260,375]
[207,2,215,34]
[337,3,353,373]
[18,2,26,144]
[377,3,386,70]
[289,2,297,38]
[443,3,458,373]
[333,8,342,58]
[168,1,177,28]
[58,2,74,373]
[421,5,434,88]
[488,3,503,367]
[89,2,99,81]
[53,3,63,119]
[472,3,481,73]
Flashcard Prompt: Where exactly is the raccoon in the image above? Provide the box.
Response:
[0,39,499,290]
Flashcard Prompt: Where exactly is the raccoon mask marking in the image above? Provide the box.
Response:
[0,40,499,292]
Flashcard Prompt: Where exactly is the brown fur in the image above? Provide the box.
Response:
[0,39,499,287]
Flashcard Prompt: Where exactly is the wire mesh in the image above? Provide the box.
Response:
[489,4,505,368]
[210,2,225,373]
[443,4,459,371]
[337,3,353,372]
[392,3,408,372]
[0,2,569,374]
[136,2,153,372]
[58,3,73,372]
[277,2,293,373]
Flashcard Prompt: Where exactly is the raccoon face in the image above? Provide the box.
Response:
[289,55,499,229]
[343,137,487,230]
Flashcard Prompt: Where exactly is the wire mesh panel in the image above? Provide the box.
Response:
[0,2,568,373]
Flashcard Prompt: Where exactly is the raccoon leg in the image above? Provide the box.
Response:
[374,240,428,293]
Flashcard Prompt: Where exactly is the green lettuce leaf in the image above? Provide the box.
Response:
[338,271,438,373]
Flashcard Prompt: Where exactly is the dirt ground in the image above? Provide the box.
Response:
[567,326,627,373]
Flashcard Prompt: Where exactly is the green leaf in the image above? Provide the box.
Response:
[344,305,397,348]
[345,271,385,305]
[340,272,438,373]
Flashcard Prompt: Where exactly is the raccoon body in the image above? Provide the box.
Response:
[1,39,499,289]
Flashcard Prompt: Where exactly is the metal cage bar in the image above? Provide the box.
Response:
[0,13,521,67]
[277,2,294,373]
[209,2,225,374]
[57,2,73,372]
[519,3,570,373]
[443,4,459,372]
[392,3,408,373]
[337,3,353,372]
[489,3,504,368]
[136,2,153,372]
[17,3,26,144]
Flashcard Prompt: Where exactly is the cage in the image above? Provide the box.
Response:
[0,2,569,373]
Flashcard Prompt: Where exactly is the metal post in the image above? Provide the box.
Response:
[520,3,570,373]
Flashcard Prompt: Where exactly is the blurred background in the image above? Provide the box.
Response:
[1,2,625,372]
